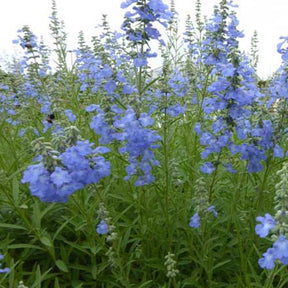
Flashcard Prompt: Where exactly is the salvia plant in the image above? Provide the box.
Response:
[1,0,288,287]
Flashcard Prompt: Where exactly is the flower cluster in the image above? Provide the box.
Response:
[22,140,110,202]
[13,26,51,78]
[87,105,117,144]
[256,163,288,269]
[87,104,161,186]
[189,178,218,228]
[256,229,288,270]
[151,69,189,117]
[265,37,288,151]
[13,26,38,51]
[164,252,179,278]
[121,0,172,43]
[120,0,172,68]
[194,1,280,174]
[0,84,20,126]
[113,107,161,186]
[76,48,137,107]
[76,52,116,96]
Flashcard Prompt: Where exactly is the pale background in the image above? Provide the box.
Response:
[1,0,287,78]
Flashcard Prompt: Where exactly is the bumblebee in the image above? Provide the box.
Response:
[46,113,55,124]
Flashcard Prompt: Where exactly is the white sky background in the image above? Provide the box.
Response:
[0,0,288,78]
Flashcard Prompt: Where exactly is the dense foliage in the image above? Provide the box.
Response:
[1,0,288,287]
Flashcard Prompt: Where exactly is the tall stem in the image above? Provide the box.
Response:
[163,91,172,247]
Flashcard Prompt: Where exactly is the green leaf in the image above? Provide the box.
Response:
[54,277,61,288]
[12,176,19,205]
[40,236,53,247]
[32,201,42,230]
[0,223,27,231]
[91,264,97,280]
[138,281,154,288]
[213,259,231,270]
[8,244,45,250]
[140,76,160,94]
[55,259,69,273]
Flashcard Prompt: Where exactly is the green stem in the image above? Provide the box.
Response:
[163,100,171,247]
[256,156,271,214]
[208,152,222,202]
[155,87,173,252]
[264,267,276,288]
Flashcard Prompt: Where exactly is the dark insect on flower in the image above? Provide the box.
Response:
[257,80,267,89]
[46,113,55,124]
[24,42,33,49]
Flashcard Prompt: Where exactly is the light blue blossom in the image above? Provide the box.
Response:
[207,206,218,218]
[258,248,276,270]
[0,254,10,273]
[22,141,111,202]
[272,235,288,259]
[189,213,200,228]
[96,220,109,235]
[64,109,76,122]
[200,162,215,174]
[255,213,276,238]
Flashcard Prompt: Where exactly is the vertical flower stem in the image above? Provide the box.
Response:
[162,91,172,247]
[230,162,252,287]
[192,67,213,181]
[264,267,276,288]
[208,151,222,202]
[255,156,271,214]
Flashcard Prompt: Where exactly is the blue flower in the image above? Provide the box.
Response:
[22,141,111,202]
[103,79,117,95]
[280,256,288,265]
[258,235,288,269]
[64,109,76,122]
[194,1,271,175]
[133,57,148,67]
[166,104,186,117]
[139,113,154,127]
[194,122,202,135]
[113,107,161,186]
[0,254,10,273]
[189,213,201,228]
[85,104,99,112]
[148,0,168,12]
[120,0,137,9]
[231,144,266,173]
[89,107,116,144]
[200,162,215,174]
[96,220,109,235]
[0,267,10,273]
[121,0,171,44]
[60,146,91,171]
[207,206,218,218]
[167,70,189,97]
[274,144,284,158]
[200,132,216,146]
[272,235,288,259]
[224,163,237,173]
[258,248,276,270]
[50,167,72,188]
[255,213,276,238]
[22,163,69,202]
[277,36,288,61]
